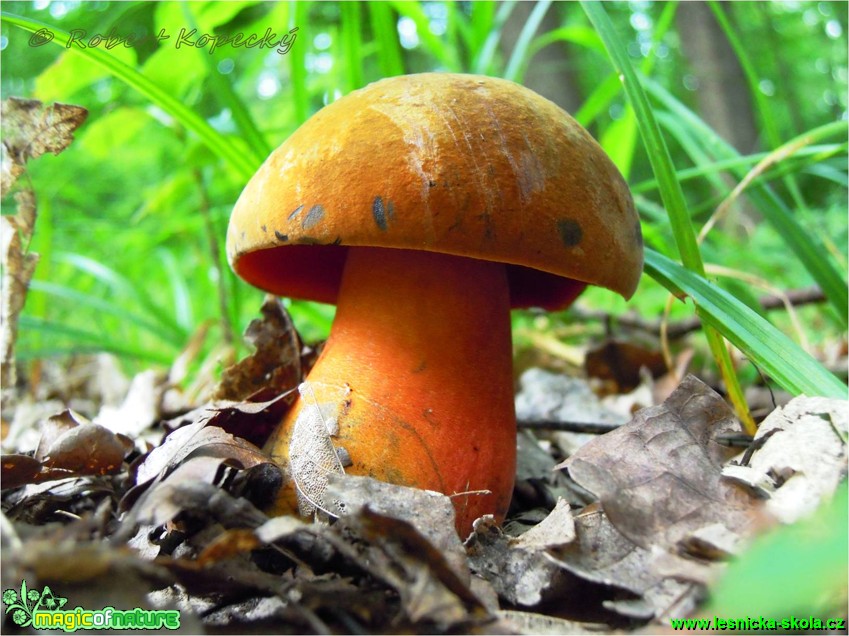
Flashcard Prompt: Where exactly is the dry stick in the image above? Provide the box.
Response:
[571,286,826,339]
[517,419,622,434]
[193,168,234,346]
[518,418,755,447]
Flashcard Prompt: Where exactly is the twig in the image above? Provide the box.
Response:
[517,419,623,434]
[715,432,755,448]
[570,286,826,339]
[519,419,757,447]
[193,168,234,346]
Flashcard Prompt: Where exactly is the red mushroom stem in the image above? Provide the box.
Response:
[264,246,517,532]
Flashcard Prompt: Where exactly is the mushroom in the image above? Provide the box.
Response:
[227,73,643,534]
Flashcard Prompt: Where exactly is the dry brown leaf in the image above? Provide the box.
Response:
[160,391,293,449]
[94,369,168,443]
[1,453,43,489]
[33,409,82,461]
[325,473,468,582]
[2,98,86,407]
[1,97,88,194]
[347,507,491,630]
[289,381,348,518]
[722,395,848,523]
[41,422,129,474]
[497,609,611,635]
[466,514,570,608]
[125,479,270,536]
[559,375,756,553]
[214,295,302,402]
[585,339,667,394]
[131,421,270,486]
[546,505,708,615]
[511,498,576,551]
[2,410,131,488]
[1,210,39,394]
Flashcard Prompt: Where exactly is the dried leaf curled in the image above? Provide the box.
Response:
[214,295,302,401]
[1,97,88,194]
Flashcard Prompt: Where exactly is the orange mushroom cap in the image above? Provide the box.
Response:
[227,73,642,311]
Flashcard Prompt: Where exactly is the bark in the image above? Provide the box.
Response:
[499,2,583,114]
[677,2,759,154]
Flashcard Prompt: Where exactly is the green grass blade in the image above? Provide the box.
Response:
[644,78,849,326]
[340,2,365,92]
[632,144,848,196]
[157,249,194,332]
[582,1,753,430]
[0,11,259,180]
[462,1,497,68]
[645,249,847,399]
[575,1,676,130]
[55,252,187,341]
[708,2,809,212]
[582,1,702,271]
[503,0,552,82]
[180,4,271,159]
[288,1,309,124]
[472,1,517,75]
[597,1,676,177]
[368,2,405,77]
[390,1,460,71]
[574,73,621,127]
[17,317,175,365]
[528,25,604,57]
[28,281,183,346]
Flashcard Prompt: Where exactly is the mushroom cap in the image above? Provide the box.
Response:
[227,73,643,310]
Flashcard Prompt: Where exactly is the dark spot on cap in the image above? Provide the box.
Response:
[331,236,343,246]
[372,196,395,231]
[287,205,305,221]
[557,219,583,248]
[274,230,288,242]
[302,204,325,230]
[428,180,437,188]
[261,224,267,233]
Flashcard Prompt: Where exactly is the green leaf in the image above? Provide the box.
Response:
[288,1,309,125]
[582,1,755,431]
[471,1,517,75]
[179,3,271,159]
[645,249,847,398]
[18,317,175,365]
[644,77,849,327]
[0,10,259,180]
[340,2,365,92]
[390,1,461,71]
[503,0,552,82]
[34,42,136,101]
[368,2,405,77]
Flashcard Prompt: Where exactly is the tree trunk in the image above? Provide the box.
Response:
[677,2,759,154]
[500,2,583,114]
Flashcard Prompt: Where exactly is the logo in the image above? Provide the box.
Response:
[3,581,181,632]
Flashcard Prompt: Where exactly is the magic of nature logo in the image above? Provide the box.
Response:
[3,580,181,632]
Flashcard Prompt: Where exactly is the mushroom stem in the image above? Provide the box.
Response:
[265,246,517,533]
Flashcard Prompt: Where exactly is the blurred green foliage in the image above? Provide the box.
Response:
[1,1,847,388]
